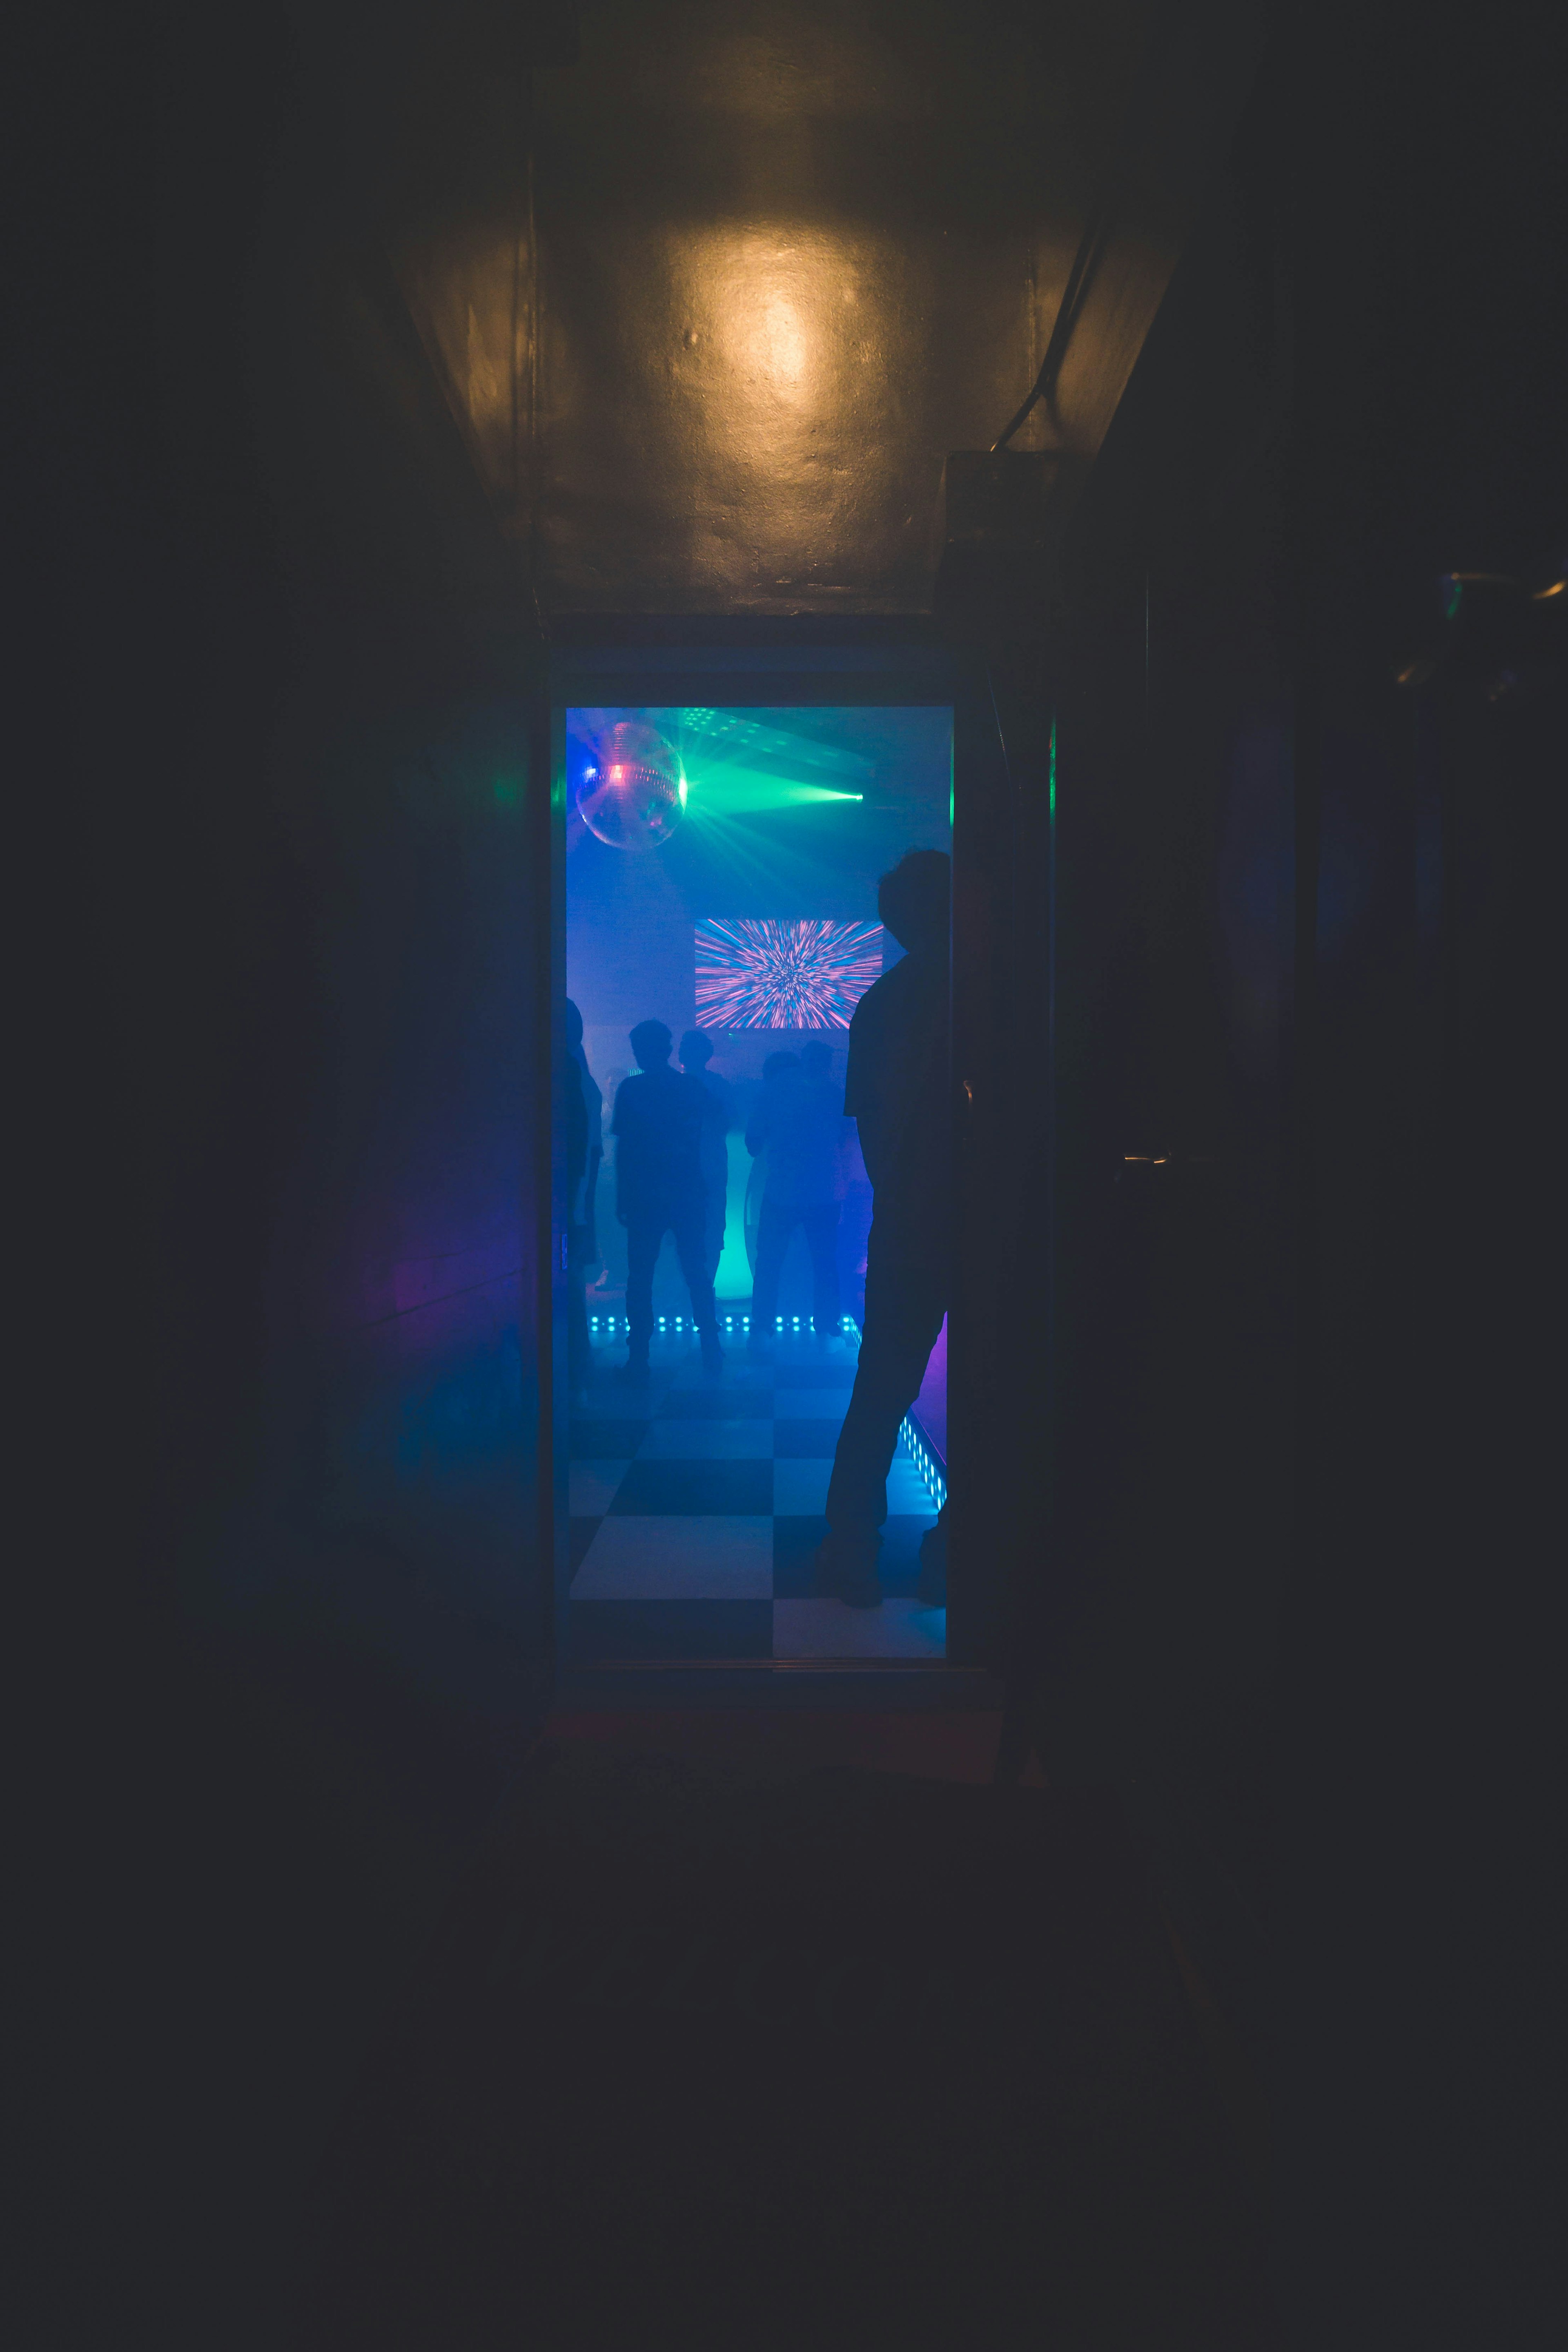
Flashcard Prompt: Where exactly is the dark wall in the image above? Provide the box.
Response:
[19,7,555,2339]
[1271,10,1563,2344]
[1050,105,1291,2020]
[1044,5,1564,2345]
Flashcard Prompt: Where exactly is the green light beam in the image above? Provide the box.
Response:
[679,757,865,815]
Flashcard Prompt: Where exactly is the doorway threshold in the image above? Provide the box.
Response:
[555,1661,1002,1711]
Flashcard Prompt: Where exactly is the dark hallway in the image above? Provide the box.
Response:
[16,2,1562,2346]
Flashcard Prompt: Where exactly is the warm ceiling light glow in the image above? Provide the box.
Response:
[757,290,810,392]
[709,241,821,409]
[659,224,912,599]
[688,227,885,437]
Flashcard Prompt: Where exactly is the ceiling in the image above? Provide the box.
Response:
[387,0,1267,616]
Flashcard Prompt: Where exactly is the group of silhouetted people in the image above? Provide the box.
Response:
[608,1018,728,1376]
[565,846,951,1608]
[746,1039,853,1345]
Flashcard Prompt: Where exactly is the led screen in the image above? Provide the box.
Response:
[693,917,884,1029]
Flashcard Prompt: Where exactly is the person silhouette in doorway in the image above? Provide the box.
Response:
[679,1029,735,1285]
[816,851,952,1607]
[746,1038,853,1353]
[564,999,603,1402]
[612,1018,723,1381]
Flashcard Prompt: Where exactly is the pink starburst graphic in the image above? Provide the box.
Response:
[694,919,884,1029]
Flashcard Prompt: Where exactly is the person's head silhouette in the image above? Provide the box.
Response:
[629,1019,673,1071]
[566,998,585,1051]
[799,1038,833,1078]
[761,1050,801,1082]
[877,849,951,955]
[679,1029,714,1071]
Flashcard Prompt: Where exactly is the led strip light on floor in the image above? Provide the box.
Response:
[898,1416,947,1515]
[842,1314,947,1516]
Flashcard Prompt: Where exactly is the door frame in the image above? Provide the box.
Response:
[542,621,1045,1676]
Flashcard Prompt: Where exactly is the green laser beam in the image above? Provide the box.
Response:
[679,758,864,814]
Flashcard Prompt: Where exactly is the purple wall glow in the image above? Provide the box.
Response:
[911,1315,948,1475]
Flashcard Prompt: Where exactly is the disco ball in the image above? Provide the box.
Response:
[576,721,686,848]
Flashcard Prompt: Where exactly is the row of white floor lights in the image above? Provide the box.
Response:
[581,1311,947,1515]
[587,1314,858,1334]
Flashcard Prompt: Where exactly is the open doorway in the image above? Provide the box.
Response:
[561,702,951,1666]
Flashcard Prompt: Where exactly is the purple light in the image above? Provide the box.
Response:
[694,918,884,1029]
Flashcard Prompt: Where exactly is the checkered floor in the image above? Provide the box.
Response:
[568,1321,945,1662]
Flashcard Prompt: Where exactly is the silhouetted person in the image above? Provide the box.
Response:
[817,850,951,1606]
[746,1038,852,1351]
[612,1018,722,1380]
[743,1051,798,1284]
[679,1028,735,1285]
[565,1000,602,1399]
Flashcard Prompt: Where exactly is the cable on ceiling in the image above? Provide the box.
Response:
[990,199,1109,454]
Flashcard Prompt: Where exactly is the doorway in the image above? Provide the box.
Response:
[558,690,952,1668]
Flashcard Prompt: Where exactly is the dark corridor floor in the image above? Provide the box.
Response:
[296,1714,1281,2350]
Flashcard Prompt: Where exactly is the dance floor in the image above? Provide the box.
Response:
[568,1320,945,1663]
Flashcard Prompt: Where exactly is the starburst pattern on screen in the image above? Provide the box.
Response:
[694,918,884,1029]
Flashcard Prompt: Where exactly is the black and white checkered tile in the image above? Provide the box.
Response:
[568,1317,945,1662]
